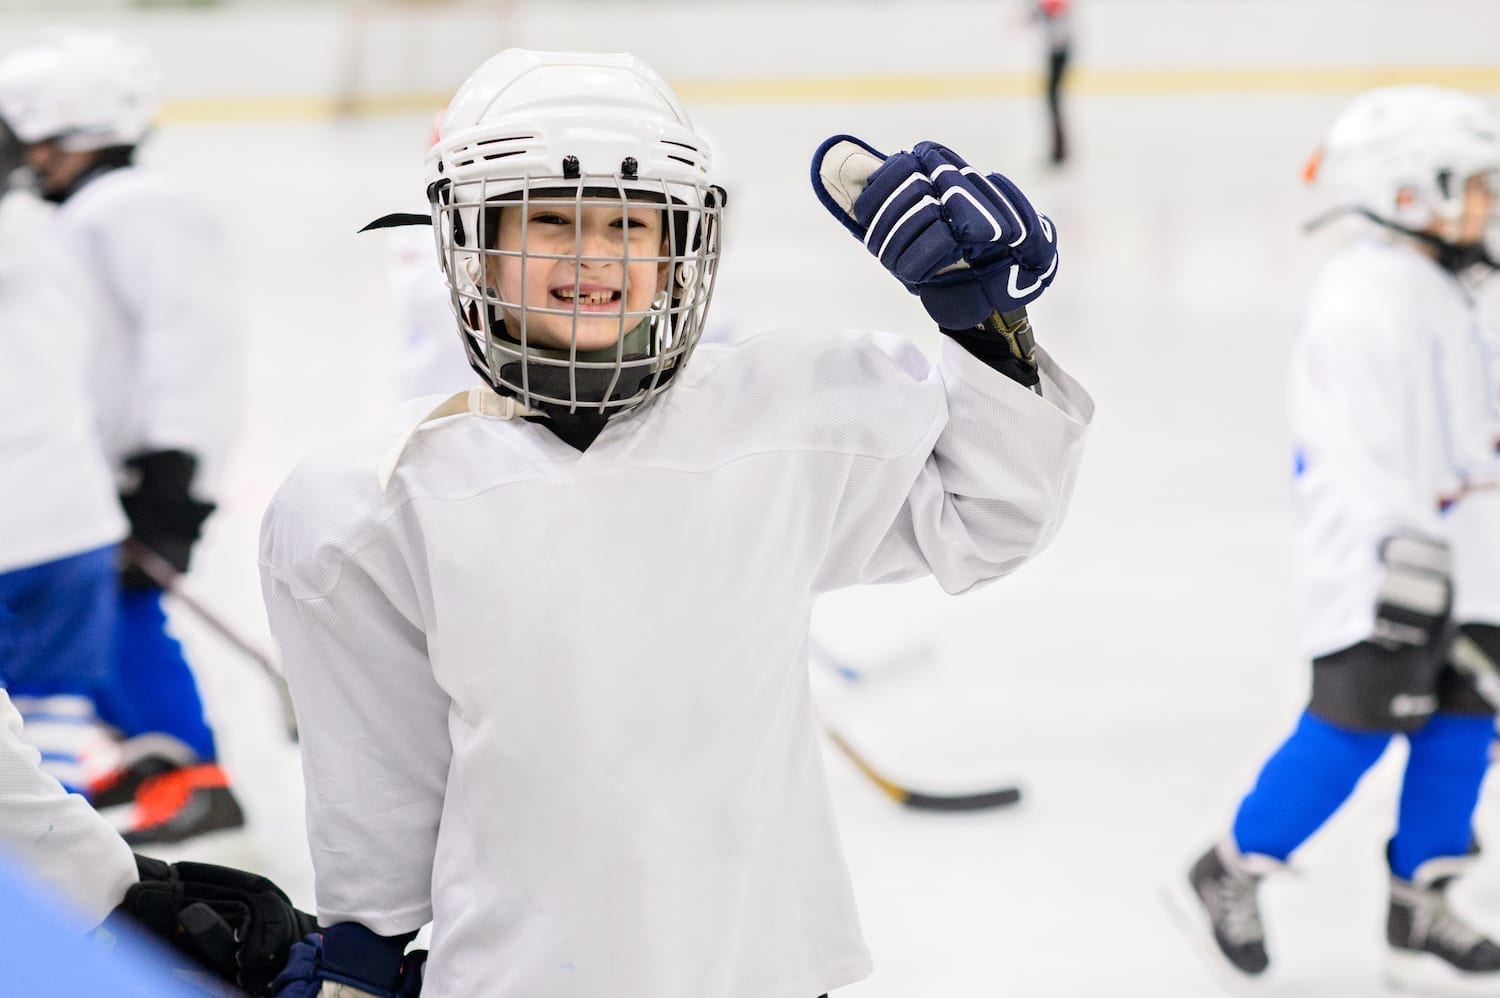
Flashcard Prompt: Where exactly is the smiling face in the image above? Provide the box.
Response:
[489,199,670,352]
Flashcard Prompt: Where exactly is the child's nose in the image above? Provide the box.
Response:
[574,222,621,259]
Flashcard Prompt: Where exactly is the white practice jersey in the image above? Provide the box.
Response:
[1036,1,1072,51]
[0,688,135,927]
[0,193,125,573]
[54,167,242,499]
[1290,236,1500,657]
[386,226,478,402]
[1446,304,1500,627]
[261,331,1092,998]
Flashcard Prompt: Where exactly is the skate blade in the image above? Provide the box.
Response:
[1385,949,1500,996]
[1160,874,1270,996]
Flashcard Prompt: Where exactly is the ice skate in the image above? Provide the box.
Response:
[1386,857,1500,996]
[114,762,246,849]
[1167,839,1285,986]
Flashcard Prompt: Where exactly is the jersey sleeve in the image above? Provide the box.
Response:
[259,503,451,936]
[812,334,1092,594]
[0,690,136,928]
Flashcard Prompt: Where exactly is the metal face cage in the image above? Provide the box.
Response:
[431,171,725,417]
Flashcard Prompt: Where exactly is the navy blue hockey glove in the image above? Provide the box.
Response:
[810,135,1058,329]
[118,449,216,590]
[112,854,318,996]
[273,924,426,998]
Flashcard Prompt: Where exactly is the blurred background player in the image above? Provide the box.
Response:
[0,120,311,998]
[1173,86,1500,995]
[1032,0,1072,166]
[386,221,478,400]
[0,29,247,846]
[384,113,479,401]
[260,48,1089,998]
[0,119,125,798]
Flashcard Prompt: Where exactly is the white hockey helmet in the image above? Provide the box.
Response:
[1311,85,1500,236]
[426,49,725,418]
[0,29,161,152]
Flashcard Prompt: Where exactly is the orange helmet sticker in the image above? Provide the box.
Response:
[1303,147,1323,184]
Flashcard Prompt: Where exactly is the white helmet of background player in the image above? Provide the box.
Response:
[1309,85,1500,270]
[426,49,725,418]
[0,28,161,153]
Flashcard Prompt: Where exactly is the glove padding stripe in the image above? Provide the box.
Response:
[931,164,1020,245]
[1009,251,1059,300]
[864,172,929,253]
[874,191,941,266]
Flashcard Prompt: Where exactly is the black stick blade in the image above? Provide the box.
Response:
[901,785,1023,811]
[823,725,1023,813]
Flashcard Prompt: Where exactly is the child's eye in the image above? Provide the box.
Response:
[529,212,569,225]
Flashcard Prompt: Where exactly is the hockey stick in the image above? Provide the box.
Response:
[806,635,938,684]
[122,540,300,742]
[990,307,1042,398]
[821,724,1023,812]
[808,638,874,684]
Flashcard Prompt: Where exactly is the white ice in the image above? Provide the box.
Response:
[140,84,1500,998]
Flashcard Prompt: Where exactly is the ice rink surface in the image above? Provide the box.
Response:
[138,80,1500,997]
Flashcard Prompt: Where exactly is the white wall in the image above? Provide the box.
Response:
[2,0,1499,117]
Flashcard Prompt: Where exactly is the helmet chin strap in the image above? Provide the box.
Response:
[1304,206,1498,274]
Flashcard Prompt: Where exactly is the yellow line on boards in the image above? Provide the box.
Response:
[157,65,1500,125]
[1068,65,1500,95]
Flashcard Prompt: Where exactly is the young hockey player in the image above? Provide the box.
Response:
[260,48,1091,998]
[1175,86,1500,995]
[386,221,478,400]
[1031,0,1073,165]
[384,112,479,401]
[0,133,311,998]
[0,129,124,798]
[0,29,246,845]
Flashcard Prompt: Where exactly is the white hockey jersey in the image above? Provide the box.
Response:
[53,167,242,499]
[0,687,136,927]
[385,226,478,402]
[1290,235,1500,658]
[0,193,125,573]
[260,331,1092,998]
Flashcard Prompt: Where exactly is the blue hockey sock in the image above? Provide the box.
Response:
[1232,710,1391,861]
[0,546,121,792]
[1389,712,1494,880]
[95,588,218,762]
[0,545,116,691]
